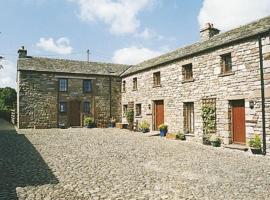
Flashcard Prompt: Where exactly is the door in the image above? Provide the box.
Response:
[231,100,246,144]
[154,100,164,130]
[69,100,81,126]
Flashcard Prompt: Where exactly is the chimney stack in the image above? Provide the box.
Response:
[18,46,27,58]
[200,23,220,41]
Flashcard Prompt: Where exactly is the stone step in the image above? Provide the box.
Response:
[224,144,249,151]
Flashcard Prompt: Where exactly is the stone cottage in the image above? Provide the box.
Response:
[17,15,270,151]
[17,49,130,128]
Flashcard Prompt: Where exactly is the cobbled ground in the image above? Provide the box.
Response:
[1,120,270,200]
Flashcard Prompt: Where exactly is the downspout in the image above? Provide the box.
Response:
[258,35,267,155]
[109,75,112,119]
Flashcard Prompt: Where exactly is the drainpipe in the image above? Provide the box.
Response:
[258,35,267,155]
[109,75,112,119]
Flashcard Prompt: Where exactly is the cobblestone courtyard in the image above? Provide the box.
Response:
[1,119,270,200]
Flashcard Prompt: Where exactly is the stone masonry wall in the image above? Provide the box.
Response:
[18,71,122,129]
[122,35,270,145]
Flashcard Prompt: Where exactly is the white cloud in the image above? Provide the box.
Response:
[135,28,164,40]
[112,46,163,65]
[36,37,73,55]
[0,59,16,89]
[198,0,270,31]
[69,0,154,35]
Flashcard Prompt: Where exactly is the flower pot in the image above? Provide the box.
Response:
[86,123,95,128]
[160,130,167,137]
[141,128,149,133]
[203,137,211,145]
[108,122,116,128]
[211,141,221,147]
[250,148,262,154]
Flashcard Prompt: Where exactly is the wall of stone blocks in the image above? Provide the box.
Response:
[121,35,270,144]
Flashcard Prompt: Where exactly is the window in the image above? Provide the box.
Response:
[183,102,194,134]
[123,104,128,116]
[182,64,193,80]
[59,102,67,113]
[133,77,137,91]
[59,79,68,92]
[83,80,92,93]
[135,104,142,116]
[221,53,232,73]
[122,81,126,92]
[153,72,161,86]
[83,102,90,113]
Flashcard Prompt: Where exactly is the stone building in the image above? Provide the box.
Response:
[121,16,270,147]
[17,48,130,128]
[17,15,270,151]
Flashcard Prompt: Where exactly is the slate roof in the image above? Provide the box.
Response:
[18,57,131,76]
[122,15,270,76]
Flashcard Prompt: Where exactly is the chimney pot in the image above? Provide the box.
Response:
[200,23,220,41]
[18,46,27,58]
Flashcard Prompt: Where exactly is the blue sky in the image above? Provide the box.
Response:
[1,0,270,88]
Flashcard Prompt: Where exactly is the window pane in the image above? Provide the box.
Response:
[83,102,90,113]
[59,102,67,113]
[59,79,67,91]
[83,80,92,92]
[136,104,141,116]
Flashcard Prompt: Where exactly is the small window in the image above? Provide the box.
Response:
[221,53,232,73]
[83,102,90,113]
[182,64,193,80]
[153,72,161,86]
[59,79,68,92]
[59,102,67,113]
[123,104,128,116]
[83,80,92,93]
[133,77,137,91]
[183,102,194,134]
[122,81,126,92]
[135,104,142,116]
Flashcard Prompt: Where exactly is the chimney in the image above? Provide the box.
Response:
[200,23,220,41]
[17,46,27,58]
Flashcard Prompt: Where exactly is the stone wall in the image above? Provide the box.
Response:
[122,35,270,144]
[17,71,122,129]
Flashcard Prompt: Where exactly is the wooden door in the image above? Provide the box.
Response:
[69,101,81,126]
[231,100,246,144]
[154,100,164,130]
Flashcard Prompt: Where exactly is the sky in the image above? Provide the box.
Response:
[1,0,270,89]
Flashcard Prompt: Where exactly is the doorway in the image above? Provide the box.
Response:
[153,100,164,130]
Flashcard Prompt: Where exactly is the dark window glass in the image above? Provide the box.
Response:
[59,79,68,92]
[221,53,232,73]
[83,80,92,93]
[59,102,67,113]
[122,81,126,92]
[135,104,142,116]
[182,64,193,80]
[183,102,194,134]
[83,102,90,113]
[133,78,137,90]
[123,105,128,116]
[153,72,161,86]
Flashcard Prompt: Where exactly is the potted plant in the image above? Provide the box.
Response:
[59,122,66,129]
[138,120,150,133]
[84,117,95,128]
[248,134,262,154]
[158,124,168,137]
[202,134,211,145]
[109,117,116,128]
[125,110,134,130]
[209,134,221,147]
[176,131,186,140]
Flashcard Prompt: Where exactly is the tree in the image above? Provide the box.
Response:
[0,87,17,111]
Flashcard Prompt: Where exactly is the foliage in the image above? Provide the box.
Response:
[158,124,168,131]
[84,117,94,126]
[248,134,262,149]
[138,120,150,133]
[0,87,16,111]
[110,117,116,123]
[202,134,211,145]
[176,131,186,140]
[125,110,134,123]
[201,106,216,135]
[209,134,221,143]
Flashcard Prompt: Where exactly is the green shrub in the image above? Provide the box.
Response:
[209,134,221,143]
[84,117,94,126]
[158,124,168,131]
[176,131,186,140]
[139,120,150,133]
[125,110,134,123]
[248,134,261,149]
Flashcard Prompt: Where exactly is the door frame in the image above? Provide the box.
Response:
[230,99,246,144]
[152,100,164,131]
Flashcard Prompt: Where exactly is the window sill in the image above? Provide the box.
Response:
[185,133,195,137]
[132,89,138,91]
[153,85,162,88]
[218,72,235,77]
[121,91,126,93]
[135,115,142,118]
[182,78,194,83]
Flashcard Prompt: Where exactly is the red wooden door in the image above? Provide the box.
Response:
[155,100,164,130]
[232,100,246,144]
[69,101,81,126]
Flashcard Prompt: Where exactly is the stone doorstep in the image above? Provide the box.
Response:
[223,144,249,151]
